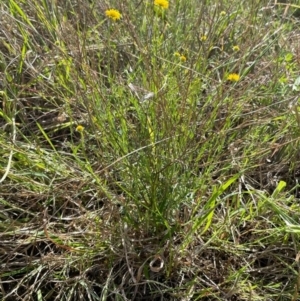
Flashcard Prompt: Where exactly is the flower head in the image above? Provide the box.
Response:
[154,0,169,9]
[220,11,226,16]
[227,73,240,82]
[200,35,207,42]
[105,9,122,21]
[232,45,240,52]
[76,125,84,133]
[179,55,187,62]
[174,52,187,62]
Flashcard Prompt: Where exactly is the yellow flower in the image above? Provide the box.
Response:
[180,55,187,62]
[200,35,207,41]
[227,73,240,82]
[220,11,226,16]
[232,45,240,52]
[174,52,187,62]
[154,0,169,9]
[76,125,84,132]
[105,9,122,21]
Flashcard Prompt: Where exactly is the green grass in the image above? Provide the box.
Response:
[1,0,300,300]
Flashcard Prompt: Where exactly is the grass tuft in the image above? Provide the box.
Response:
[1,0,300,300]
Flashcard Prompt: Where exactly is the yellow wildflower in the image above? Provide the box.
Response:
[174,52,187,62]
[180,55,187,62]
[232,45,240,52]
[220,11,226,16]
[76,125,84,132]
[200,35,207,41]
[227,73,240,82]
[105,9,122,21]
[154,0,169,9]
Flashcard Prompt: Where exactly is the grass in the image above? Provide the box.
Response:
[1,0,300,300]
